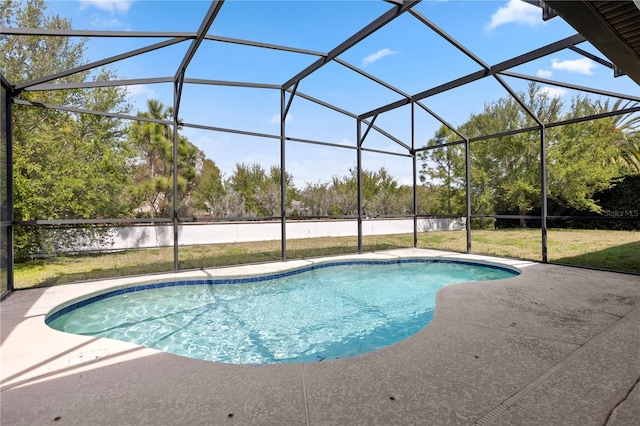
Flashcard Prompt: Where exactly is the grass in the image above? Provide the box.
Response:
[1,269,7,294]
[13,235,412,289]
[12,229,639,289]
[419,228,639,270]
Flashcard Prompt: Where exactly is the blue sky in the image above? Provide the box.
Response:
[42,0,640,187]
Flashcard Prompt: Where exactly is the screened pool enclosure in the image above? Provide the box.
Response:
[1,0,639,295]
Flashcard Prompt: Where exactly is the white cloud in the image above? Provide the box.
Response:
[78,0,133,14]
[551,58,596,75]
[538,86,568,98]
[486,0,541,31]
[536,69,553,78]
[90,17,122,29]
[361,48,398,67]
[126,84,156,99]
[268,114,293,124]
[192,134,215,146]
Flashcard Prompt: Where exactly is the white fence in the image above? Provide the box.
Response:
[81,218,466,252]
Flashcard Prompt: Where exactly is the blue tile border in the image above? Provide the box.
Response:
[45,258,519,325]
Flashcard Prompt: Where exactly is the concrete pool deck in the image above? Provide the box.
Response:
[1,248,639,425]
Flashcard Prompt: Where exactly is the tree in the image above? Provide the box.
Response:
[421,84,640,226]
[328,167,406,216]
[366,167,406,215]
[546,97,633,213]
[1,0,86,84]
[414,185,440,215]
[257,165,299,217]
[128,99,210,217]
[618,140,640,173]
[192,158,225,215]
[418,126,466,214]
[226,163,296,217]
[227,162,267,216]
[329,171,358,216]
[2,0,135,259]
[419,83,634,227]
[458,84,552,224]
[606,100,640,173]
[300,181,336,216]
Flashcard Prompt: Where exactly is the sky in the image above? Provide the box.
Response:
[37,0,640,188]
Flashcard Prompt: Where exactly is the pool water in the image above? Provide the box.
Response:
[47,260,518,364]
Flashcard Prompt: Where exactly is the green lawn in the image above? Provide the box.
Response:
[12,229,639,289]
[420,228,639,271]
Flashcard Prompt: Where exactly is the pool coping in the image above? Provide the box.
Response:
[2,248,639,425]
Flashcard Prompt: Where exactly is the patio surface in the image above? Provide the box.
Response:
[1,248,639,425]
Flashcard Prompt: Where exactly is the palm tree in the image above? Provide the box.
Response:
[607,99,640,173]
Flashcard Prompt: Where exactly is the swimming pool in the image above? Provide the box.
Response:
[46,259,519,364]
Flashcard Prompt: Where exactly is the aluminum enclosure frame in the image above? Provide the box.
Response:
[1,75,13,298]
[1,0,639,292]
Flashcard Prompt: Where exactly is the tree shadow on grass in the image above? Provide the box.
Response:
[180,242,409,270]
[24,242,411,288]
[25,260,176,288]
[551,241,640,274]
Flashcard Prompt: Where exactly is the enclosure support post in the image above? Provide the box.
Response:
[280,89,287,261]
[172,79,181,272]
[2,77,14,296]
[411,102,418,248]
[465,137,472,253]
[540,126,548,263]
[357,119,363,254]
